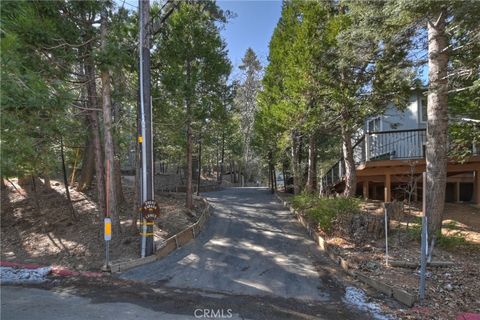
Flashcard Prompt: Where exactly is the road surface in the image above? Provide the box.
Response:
[2,188,388,319]
[120,187,378,318]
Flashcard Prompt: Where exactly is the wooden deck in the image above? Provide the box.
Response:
[320,128,480,203]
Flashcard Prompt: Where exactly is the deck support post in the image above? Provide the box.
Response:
[475,170,480,204]
[454,182,460,203]
[363,181,369,200]
[384,174,391,202]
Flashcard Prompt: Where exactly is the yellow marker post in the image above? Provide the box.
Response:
[104,218,112,241]
[138,136,143,143]
[102,218,112,272]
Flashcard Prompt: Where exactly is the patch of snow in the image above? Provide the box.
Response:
[0,266,51,285]
[343,286,393,320]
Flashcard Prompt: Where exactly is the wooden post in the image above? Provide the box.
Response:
[474,170,480,204]
[363,181,369,200]
[372,183,377,200]
[384,174,391,202]
[454,182,460,203]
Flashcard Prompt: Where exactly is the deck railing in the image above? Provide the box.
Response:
[322,129,427,190]
[321,127,480,191]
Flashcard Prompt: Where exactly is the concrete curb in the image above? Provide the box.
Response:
[274,192,417,307]
[110,198,212,273]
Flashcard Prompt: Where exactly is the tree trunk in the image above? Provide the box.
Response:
[60,137,77,220]
[197,136,202,196]
[30,175,40,211]
[342,125,356,197]
[77,129,95,192]
[306,133,317,193]
[186,120,193,209]
[291,129,302,194]
[69,148,80,186]
[242,144,249,187]
[84,43,106,217]
[426,10,449,240]
[112,80,125,204]
[269,151,274,193]
[101,10,121,235]
[112,106,125,205]
[219,129,225,184]
[114,159,125,203]
[43,175,52,190]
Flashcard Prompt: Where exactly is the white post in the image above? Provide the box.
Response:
[419,172,427,303]
[384,204,389,266]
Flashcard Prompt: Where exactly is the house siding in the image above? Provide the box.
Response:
[364,92,426,133]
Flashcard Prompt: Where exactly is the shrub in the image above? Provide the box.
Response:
[291,192,319,210]
[437,232,467,249]
[292,193,360,233]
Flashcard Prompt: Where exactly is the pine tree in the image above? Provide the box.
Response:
[234,48,262,186]
[152,1,231,209]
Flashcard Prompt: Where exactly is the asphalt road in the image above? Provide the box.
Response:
[120,187,376,318]
[1,286,205,320]
[2,188,385,320]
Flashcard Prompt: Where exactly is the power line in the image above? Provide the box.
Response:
[123,1,138,9]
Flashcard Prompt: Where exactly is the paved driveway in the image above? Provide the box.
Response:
[121,188,375,318]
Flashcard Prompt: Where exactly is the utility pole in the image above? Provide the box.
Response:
[139,0,154,257]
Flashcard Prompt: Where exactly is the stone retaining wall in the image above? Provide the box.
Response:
[274,192,417,307]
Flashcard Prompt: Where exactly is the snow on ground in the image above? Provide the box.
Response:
[0,266,51,285]
[343,286,393,320]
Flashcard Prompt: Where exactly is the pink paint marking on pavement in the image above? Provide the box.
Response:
[0,261,43,269]
[1,261,105,278]
[457,313,480,320]
[51,266,80,277]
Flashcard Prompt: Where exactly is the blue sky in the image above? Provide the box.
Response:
[117,0,282,74]
[217,1,282,74]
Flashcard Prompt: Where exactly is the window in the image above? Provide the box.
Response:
[367,117,381,132]
[420,97,428,122]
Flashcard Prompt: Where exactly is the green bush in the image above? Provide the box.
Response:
[291,192,319,210]
[437,232,467,249]
[292,193,360,233]
[406,224,467,249]
[406,224,421,241]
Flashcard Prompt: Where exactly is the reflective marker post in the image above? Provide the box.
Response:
[103,217,112,271]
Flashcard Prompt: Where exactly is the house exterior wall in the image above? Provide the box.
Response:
[364,91,426,133]
[360,91,427,160]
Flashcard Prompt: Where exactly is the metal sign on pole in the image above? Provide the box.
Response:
[419,172,427,303]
